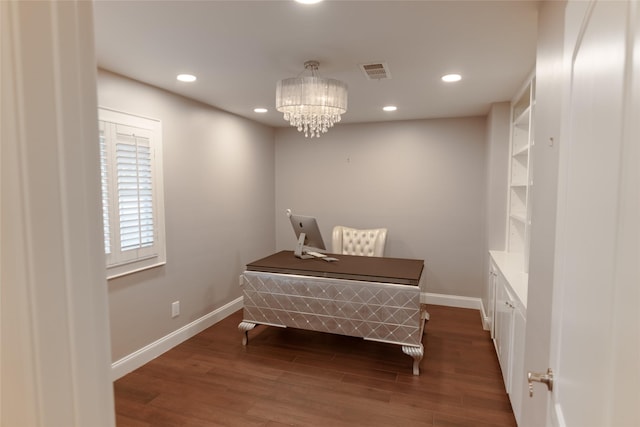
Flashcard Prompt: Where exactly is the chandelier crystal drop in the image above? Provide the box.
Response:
[276,60,348,138]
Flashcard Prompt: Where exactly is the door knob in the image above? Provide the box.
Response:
[528,368,553,397]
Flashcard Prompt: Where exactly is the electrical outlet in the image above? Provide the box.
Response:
[171,301,180,318]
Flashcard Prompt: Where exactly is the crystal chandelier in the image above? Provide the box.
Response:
[276,60,348,138]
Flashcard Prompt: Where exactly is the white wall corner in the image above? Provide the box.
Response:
[111,297,244,380]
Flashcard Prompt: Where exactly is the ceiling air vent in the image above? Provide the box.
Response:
[359,62,391,80]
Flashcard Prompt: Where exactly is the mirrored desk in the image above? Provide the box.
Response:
[239,250,427,375]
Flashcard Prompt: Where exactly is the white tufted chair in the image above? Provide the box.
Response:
[331,226,387,257]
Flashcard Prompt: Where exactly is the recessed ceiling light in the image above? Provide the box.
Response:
[383,106,397,112]
[295,0,323,4]
[176,74,197,82]
[254,108,268,113]
[441,74,462,83]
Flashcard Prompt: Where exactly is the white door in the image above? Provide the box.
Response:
[523,1,640,426]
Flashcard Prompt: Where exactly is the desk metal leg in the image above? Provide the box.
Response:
[238,321,256,345]
[402,344,424,376]
[402,305,429,375]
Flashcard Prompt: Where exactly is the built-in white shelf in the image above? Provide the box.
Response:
[507,76,535,273]
[489,72,534,427]
[512,144,530,157]
[513,107,531,129]
[510,212,527,223]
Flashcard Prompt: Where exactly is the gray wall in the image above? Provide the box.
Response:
[98,71,276,361]
[275,118,487,298]
[99,71,495,361]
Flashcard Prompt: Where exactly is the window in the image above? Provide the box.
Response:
[99,108,166,279]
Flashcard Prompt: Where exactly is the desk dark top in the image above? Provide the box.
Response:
[245,250,423,286]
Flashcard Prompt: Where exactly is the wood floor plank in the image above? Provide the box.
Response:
[114,305,516,426]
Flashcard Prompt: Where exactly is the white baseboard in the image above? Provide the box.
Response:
[111,296,243,381]
[421,292,482,310]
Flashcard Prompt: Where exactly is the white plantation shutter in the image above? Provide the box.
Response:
[115,125,155,253]
[99,108,165,279]
[99,121,112,255]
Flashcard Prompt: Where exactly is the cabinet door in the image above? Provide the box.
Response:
[494,275,515,389]
[489,264,497,339]
[510,307,526,424]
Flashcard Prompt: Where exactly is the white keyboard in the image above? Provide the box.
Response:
[306,251,339,262]
[305,251,326,258]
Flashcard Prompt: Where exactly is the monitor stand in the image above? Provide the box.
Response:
[294,233,314,259]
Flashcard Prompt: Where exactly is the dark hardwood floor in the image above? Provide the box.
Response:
[114,305,516,426]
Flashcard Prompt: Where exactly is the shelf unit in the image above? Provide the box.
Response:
[489,73,534,425]
[507,77,535,272]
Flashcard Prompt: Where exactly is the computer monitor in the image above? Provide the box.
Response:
[286,210,326,258]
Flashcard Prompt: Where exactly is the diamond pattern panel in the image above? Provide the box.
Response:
[241,271,422,346]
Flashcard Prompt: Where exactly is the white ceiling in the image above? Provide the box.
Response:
[93,0,538,128]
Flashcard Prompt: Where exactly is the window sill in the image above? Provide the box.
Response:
[107,260,166,280]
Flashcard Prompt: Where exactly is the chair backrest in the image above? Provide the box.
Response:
[331,226,387,257]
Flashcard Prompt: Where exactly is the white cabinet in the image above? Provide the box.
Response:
[490,253,527,425]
